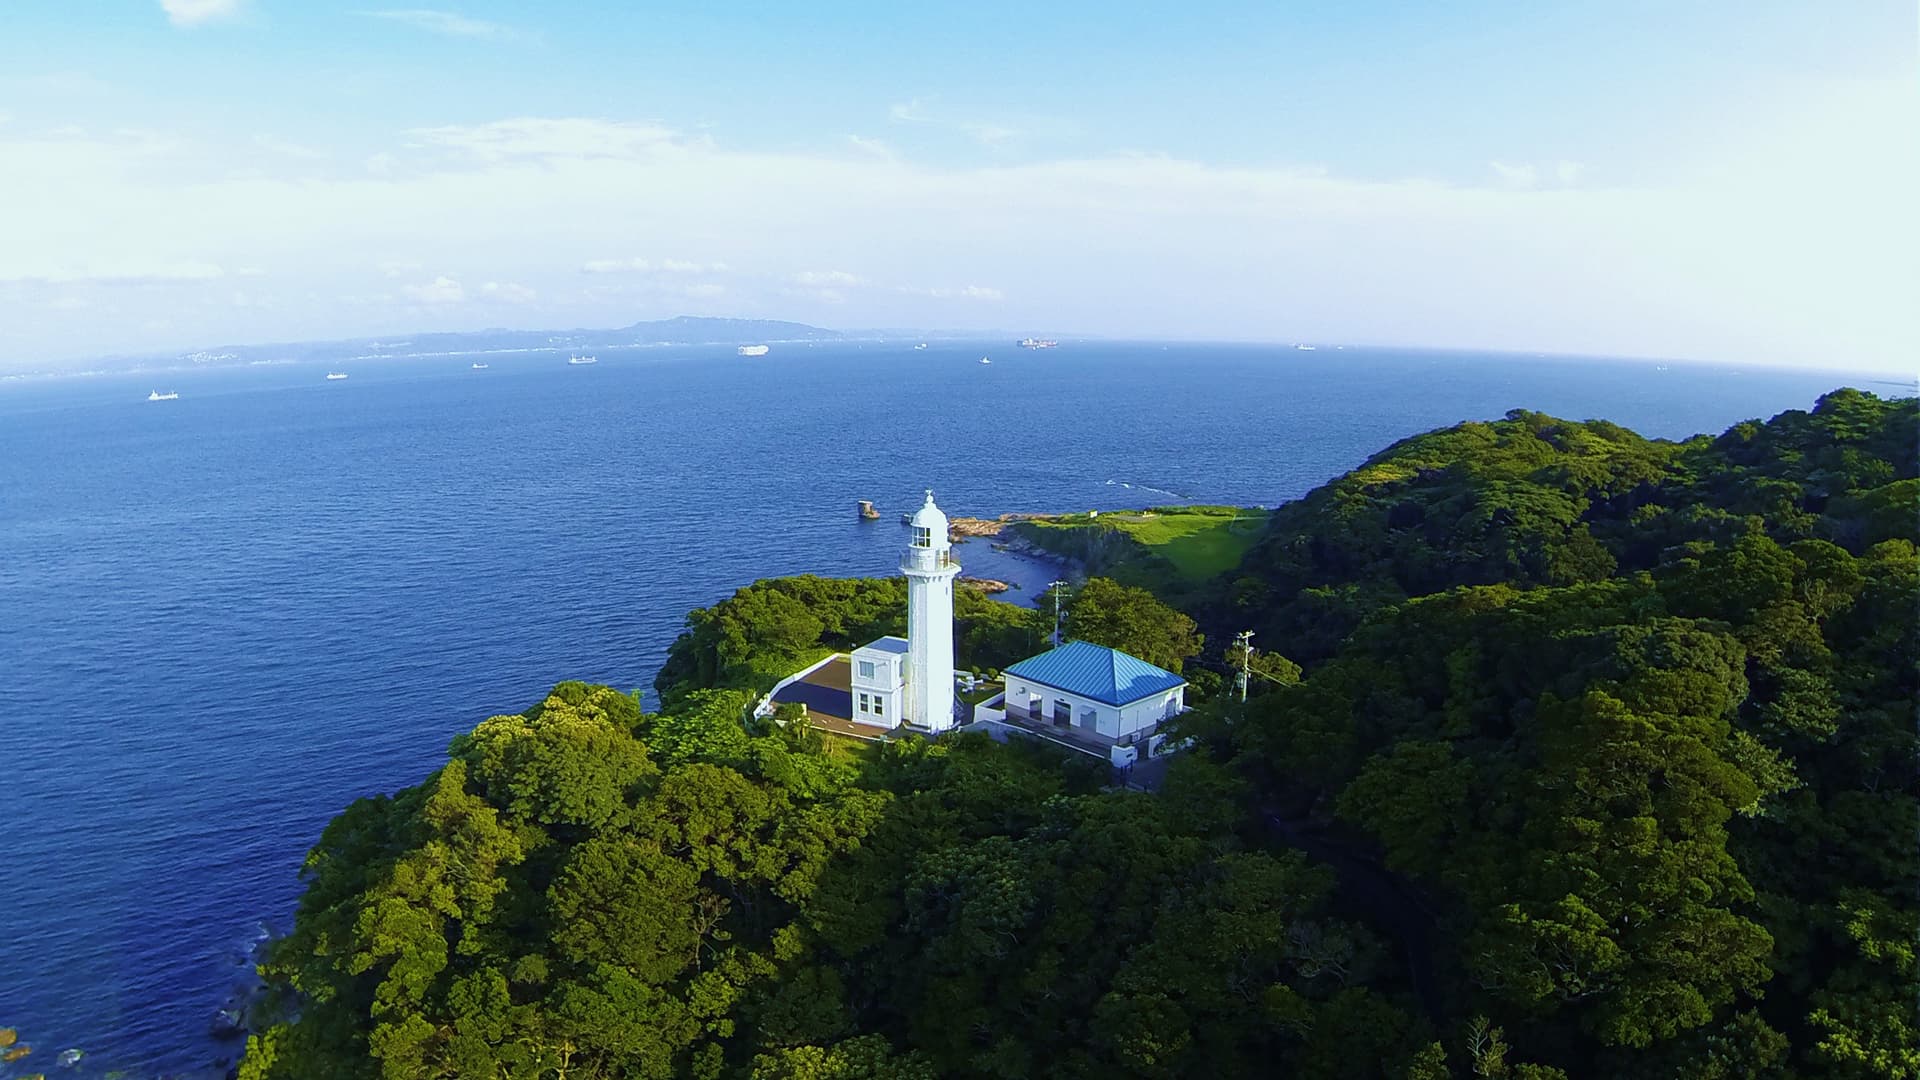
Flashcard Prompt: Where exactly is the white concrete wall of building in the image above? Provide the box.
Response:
[1002,678,1185,742]
[851,686,900,728]
[972,692,1007,726]
[851,644,907,728]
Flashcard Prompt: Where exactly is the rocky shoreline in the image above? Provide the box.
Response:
[946,513,1056,539]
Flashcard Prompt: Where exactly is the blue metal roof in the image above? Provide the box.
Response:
[858,636,911,655]
[1004,640,1185,707]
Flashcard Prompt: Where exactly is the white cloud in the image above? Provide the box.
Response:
[359,9,517,39]
[961,123,1019,147]
[160,0,242,26]
[407,118,680,161]
[581,257,727,275]
[792,269,863,287]
[889,99,928,123]
[3,87,1913,372]
[682,282,726,299]
[582,257,650,274]
[1555,160,1585,185]
[253,135,326,161]
[377,259,422,278]
[402,275,465,304]
[480,280,535,303]
[899,283,1004,301]
[365,152,397,176]
[846,134,894,161]
[1,261,225,286]
[1488,160,1538,188]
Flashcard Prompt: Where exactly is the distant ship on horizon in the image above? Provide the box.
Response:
[1294,344,1317,352]
[567,354,597,365]
[325,372,349,380]
[737,344,770,357]
[147,390,178,401]
[1017,337,1058,349]
[471,362,489,370]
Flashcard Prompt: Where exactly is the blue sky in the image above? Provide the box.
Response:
[0,1,1913,370]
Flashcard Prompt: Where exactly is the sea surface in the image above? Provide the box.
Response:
[0,341,1901,1076]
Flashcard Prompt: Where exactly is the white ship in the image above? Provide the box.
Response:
[1017,337,1058,349]
[737,344,770,357]
[147,390,178,401]
[1294,344,1317,352]
[325,372,349,380]
[979,357,991,364]
[914,343,928,350]
[567,354,597,365]
[471,362,489,370]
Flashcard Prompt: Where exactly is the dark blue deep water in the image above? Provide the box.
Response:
[0,342,1899,1076]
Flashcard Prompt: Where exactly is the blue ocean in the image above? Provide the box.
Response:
[0,342,1899,1076]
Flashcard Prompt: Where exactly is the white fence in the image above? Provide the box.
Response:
[754,652,846,719]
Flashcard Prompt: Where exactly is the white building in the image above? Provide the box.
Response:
[900,490,960,731]
[849,636,909,727]
[996,640,1187,744]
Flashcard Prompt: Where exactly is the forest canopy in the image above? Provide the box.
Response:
[245,389,1917,1079]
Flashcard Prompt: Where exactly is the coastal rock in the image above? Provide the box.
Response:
[958,577,1013,593]
[212,1007,246,1040]
[947,512,1056,540]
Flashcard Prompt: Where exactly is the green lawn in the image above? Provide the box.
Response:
[1026,506,1270,585]
[959,682,1005,707]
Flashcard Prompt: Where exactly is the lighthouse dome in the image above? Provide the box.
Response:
[909,490,949,532]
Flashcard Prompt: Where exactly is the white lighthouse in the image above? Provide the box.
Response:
[901,489,960,731]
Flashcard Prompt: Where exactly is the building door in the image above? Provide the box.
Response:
[1028,696,1043,722]
[1053,700,1071,727]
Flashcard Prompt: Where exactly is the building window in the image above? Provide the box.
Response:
[857,693,871,714]
[913,526,932,548]
[858,660,876,679]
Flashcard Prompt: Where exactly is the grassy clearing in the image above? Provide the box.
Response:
[959,682,1005,707]
[1025,505,1270,585]
[819,730,882,761]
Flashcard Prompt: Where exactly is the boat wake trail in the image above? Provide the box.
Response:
[1104,479,1187,500]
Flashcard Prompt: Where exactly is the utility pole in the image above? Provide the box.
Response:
[1049,579,1069,645]
[1235,630,1254,703]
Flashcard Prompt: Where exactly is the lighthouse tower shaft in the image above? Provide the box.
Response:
[902,491,960,732]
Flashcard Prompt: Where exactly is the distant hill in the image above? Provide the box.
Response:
[619,315,842,343]
[96,315,848,373]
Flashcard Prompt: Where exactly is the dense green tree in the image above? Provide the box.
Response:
[249,389,1915,1080]
[1064,577,1204,671]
